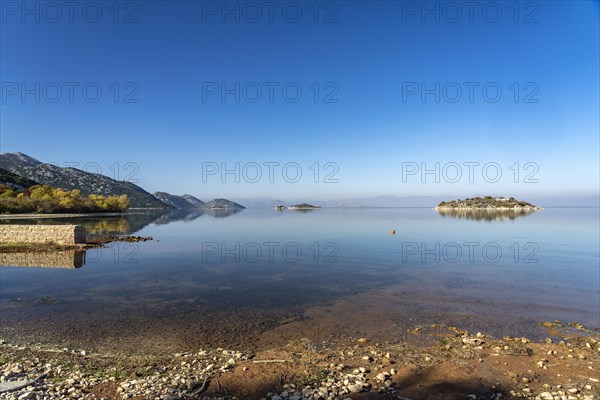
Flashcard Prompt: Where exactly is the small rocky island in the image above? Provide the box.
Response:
[435,196,542,211]
[434,197,542,221]
[274,203,321,211]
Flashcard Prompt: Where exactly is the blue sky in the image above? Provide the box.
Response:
[1,0,598,200]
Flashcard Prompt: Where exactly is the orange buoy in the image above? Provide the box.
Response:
[391,229,396,235]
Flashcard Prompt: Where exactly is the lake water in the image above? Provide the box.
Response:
[1,208,598,354]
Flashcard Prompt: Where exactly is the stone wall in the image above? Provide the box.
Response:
[0,250,84,269]
[0,225,86,245]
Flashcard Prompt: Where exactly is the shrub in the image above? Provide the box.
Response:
[0,184,129,214]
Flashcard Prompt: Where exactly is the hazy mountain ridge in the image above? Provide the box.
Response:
[152,192,245,210]
[181,194,205,207]
[201,198,245,210]
[232,198,287,209]
[153,192,198,209]
[3,154,596,210]
[0,153,169,209]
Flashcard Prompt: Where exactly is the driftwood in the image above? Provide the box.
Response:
[192,374,211,396]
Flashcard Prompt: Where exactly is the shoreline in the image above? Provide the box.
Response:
[0,235,152,254]
[0,326,597,400]
[0,210,167,220]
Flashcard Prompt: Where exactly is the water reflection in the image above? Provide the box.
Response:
[0,207,244,238]
[152,208,205,224]
[0,208,598,354]
[436,208,539,221]
[203,208,242,218]
[0,250,85,269]
[0,209,165,237]
[0,208,245,269]
[153,207,242,223]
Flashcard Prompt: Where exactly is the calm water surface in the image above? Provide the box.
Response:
[1,208,598,353]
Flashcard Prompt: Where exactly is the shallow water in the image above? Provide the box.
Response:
[1,208,598,353]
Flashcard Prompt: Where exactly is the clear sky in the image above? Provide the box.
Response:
[1,0,598,201]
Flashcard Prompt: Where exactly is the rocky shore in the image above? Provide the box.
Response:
[0,236,152,254]
[1,324,598,400]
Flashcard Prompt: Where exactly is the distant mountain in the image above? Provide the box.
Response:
[525,195,600,208]
[153,192,244,210]
[230,196,441,208]
[153,192,197,208]
[324,195,445,207]
[332,202,367,208]
[200,195,600,209]
[0,167,39,190]
[202,198,245,209]
[0,152,169,209]
[181,194,205,207]
[232,197,288,209]
[306,195,600,208]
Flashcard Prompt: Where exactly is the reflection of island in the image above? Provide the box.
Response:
[436,207,538,221]
[203,208,242,218]
[152,208,206,225]
[0,206,244,239]
[287,203,321,211]
[152,207,242,223]
[434,196,541,221]
[0,250,85,269]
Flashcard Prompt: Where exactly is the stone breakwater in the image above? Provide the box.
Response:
[0,225,86,246]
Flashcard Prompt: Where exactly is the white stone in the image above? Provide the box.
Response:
[347,383,362,393]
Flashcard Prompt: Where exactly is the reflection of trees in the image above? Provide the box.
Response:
[436,208,538,221]
[0,207,243,239]
[0,210,164,237]
[83,218,131,236]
